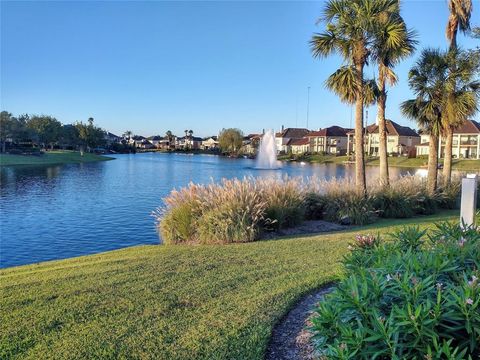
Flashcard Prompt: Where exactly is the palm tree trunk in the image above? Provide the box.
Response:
[427,133,439,194]
[377,73,389,186]
[354,62,367,195]
[442,126,453,183]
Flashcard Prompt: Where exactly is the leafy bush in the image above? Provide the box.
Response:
[311,222,480,359]
[304,192,326,220]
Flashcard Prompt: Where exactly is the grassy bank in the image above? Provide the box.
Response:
[278,153,480,170]
[0,150,114,166]
[0,211,458,359]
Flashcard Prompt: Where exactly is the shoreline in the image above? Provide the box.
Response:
[0,150,114,167]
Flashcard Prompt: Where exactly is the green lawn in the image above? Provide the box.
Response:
[0,150,114,166]
[279,154,480,171]
[0,211,459,360]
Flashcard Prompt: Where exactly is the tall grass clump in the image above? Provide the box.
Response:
[156,174,466,245]
[196,179,267,243]
[155,183,205,244]
[257,177,305,230]
[310,178,377,225]
[311,222,480,359]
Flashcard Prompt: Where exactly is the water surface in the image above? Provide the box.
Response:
[1,153,420,268]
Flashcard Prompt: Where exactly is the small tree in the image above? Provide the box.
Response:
[218,128,244,155]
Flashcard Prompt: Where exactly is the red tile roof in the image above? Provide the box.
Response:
[347,120,418,137]
[308,126,351,137]
[454,120,480,134]
[288,137,310,146]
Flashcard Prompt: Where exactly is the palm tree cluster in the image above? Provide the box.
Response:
[311,0,479,194]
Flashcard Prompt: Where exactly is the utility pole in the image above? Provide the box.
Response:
[306,86,310,129]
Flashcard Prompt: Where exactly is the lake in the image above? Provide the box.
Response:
[1,153,422,268]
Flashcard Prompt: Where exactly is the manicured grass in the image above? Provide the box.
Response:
[279,154,480,170]
[0,150,114,166]
[0,211,459,359]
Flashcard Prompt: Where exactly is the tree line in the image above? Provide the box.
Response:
[311,0,479,194]
[0,112,107,153]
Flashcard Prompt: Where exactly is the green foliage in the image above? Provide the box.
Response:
[157,175,468,244]
[311,221,480,359]
[304,192,326,220]
[27,115,62,148]
[75,118,106,150]
[218,128,244,155]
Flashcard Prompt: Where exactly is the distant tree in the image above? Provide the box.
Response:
[0,111,14,153]
[60,124,80,149]
[165,130,174,149]
[218,128,244,155]
[123,130,132,140]
[76,118,106,153]
[27,115,62,150]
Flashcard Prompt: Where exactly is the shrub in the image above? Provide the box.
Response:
[196,179,266,243]
[311,222,480,359]
[155,183,205,244]
[437,177,461,209]
[303,192,326,220]
[258,178,305,230]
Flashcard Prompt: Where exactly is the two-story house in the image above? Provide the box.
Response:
[275,127,310,154]
[416,119,480,159]
[306,126,351,155]
[347,120,420,156]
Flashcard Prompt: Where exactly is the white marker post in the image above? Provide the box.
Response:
[460,174,478,228]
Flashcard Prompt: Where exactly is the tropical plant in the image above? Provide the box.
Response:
[446,0,472,51]
[311,222,480,359]
[311,0,399,194]
[372,7,417,185]
[401,49,448,194]
[442,0,475,183]
[165,130,174,149]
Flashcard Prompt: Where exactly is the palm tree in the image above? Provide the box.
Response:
[188,130,193,150]
[446,0,472,51]
[372,11,417,185]
[311,0,398,194]
[401,49,448,194]
[443,0,473,182]
[123,130,132,142]
[165,130,173,150]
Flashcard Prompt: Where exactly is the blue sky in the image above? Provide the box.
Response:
[1,1,479,137]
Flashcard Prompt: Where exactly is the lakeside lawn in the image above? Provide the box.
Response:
[0,150,114,166]
[278,153,480,171]
[0,211,459,360]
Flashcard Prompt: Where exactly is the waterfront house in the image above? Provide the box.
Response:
[104,132,122,145]
[275,127,310,154]
[241,134,262,155]
[416,119,480,159]
[347,120,419,156]
[176,136,202,150]
[201,136,219,150]
[306,126,351,155]
[289,137,310,154]
[147,135,163,148]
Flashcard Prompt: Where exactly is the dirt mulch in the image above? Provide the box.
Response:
[265,284,334,360]
[262,220,347,240]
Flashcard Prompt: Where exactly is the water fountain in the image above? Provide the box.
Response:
[255,129,280,169]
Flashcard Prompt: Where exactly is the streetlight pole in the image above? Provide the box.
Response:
[306,86,310,129]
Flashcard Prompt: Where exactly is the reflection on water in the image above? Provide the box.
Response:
[0,153,455,268]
